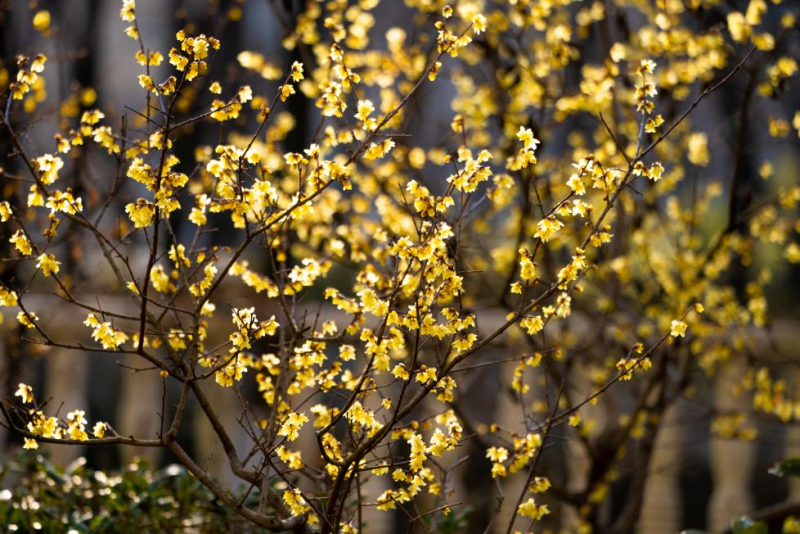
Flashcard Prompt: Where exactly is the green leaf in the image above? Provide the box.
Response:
[731,518,767,534]
[769,458,800,477]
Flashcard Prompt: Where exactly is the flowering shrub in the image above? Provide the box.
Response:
[1,0,799,532]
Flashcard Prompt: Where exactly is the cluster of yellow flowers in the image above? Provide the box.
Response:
[14,383,110,449]
[84,313,129,350]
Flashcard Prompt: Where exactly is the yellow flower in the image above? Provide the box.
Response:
[10,231,32,256]
[125,200,156,228]
[486,446,508,462]
[37,253,60,277]
[640,59,656,74]
[408,433,426,471]
[23,438,39,450]
[0,287,18,307]
[531,477,551,493]
[0,201,12,222]
[392,364,410,381]
[519,248,537,282]
[567,173,586,195]
[32,10,50,33]
[236,85,253,104]
[415,366,438,385]
[169,48,189,70]
[645,162,664,181]
[472,14,487,34]
[284,152,308,171]
[516,126,540,151]
[277,445,303,469]
[46,189,83,214]
[159,76,177,95]
[282,488,310,516]
[33,154,64,184]
[120,0,136,22]
[290,61,304,82]
[67,410,89,441]
[84,313,129,350]
[31,54,47,73]
[93,422,108,438]
[616,358,635,380]
[279,412,309,441]
[727,12,751,42]
[534,216,564,242]
[279,84,295,102]
[69,427,88,441]
[645,114,664,133]
[670,320,688,338]
[491,462,507,478]
[138,74,156,92]
[356,99,376,130]
[135,51,163,66]
[364,139,395,160]
[81,109,105,125]
[17,311,38,329]
[518,498,550,520]
[215,360,247,387]
[15,383,34,403]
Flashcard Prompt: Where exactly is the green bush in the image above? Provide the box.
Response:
[0,453,254,532]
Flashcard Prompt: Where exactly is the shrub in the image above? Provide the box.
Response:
[0,452,250,532]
